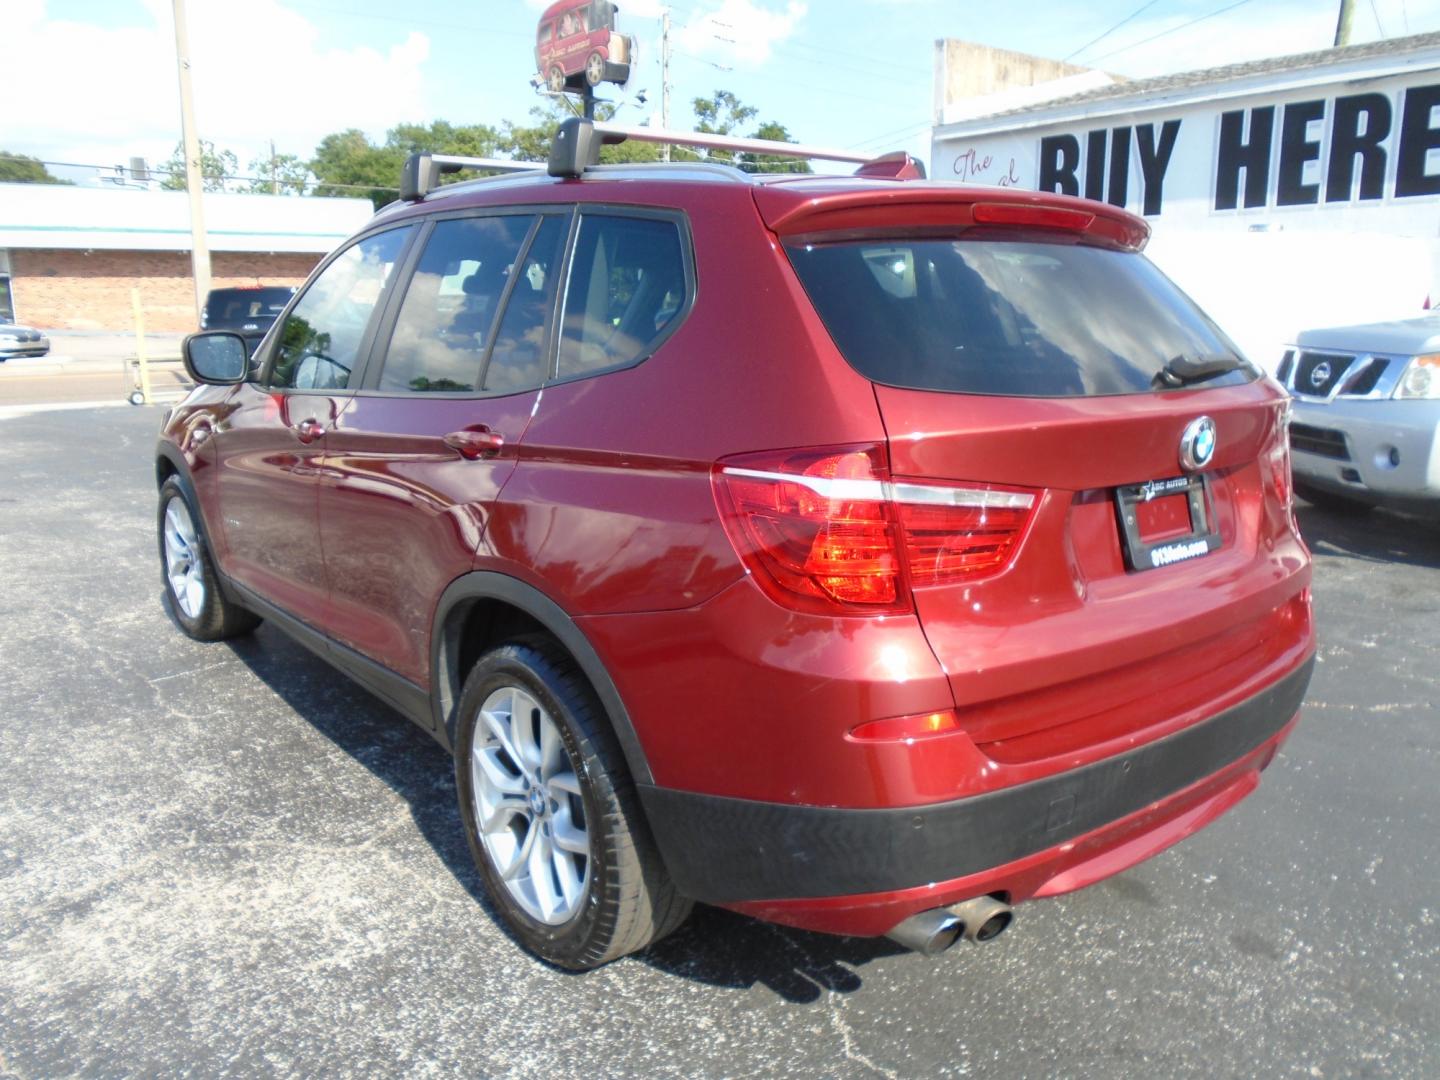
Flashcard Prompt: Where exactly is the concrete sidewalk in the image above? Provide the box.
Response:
[0,332,184,378]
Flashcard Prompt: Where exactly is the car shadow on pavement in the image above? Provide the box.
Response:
[1295,500,1440,569]
[218,622,904,1000]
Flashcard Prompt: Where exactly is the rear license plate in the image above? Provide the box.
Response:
[1114,474,1220,571]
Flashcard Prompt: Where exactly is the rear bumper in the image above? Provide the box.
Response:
[638,653,1312,933]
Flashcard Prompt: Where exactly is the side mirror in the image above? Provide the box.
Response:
[183,331,249,385]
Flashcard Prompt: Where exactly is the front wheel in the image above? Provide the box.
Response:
[546,65,566,93]
[584,51,606,87]
[455,640,690,969]
[157,476,260,640]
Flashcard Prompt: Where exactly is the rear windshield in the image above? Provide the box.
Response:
[205,287,293,324]
[785,238,1254,397]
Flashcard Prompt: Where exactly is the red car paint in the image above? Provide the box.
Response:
[159,162,1314,941]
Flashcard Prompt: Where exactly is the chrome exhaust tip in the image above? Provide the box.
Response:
[885,907,964,956]
[950,895,1014,944]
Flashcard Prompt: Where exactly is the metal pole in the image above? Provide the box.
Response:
[1334,0,1356,45]
[131,288,153,407]
[270,138,279,195]
[172,0,211,327]
[661,9,672,162]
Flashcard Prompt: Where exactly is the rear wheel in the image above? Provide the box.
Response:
[455,639,690,969]
[157,476,260,640]
[546,65,566,93]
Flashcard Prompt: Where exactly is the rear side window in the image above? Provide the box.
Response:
[557,214,688,380]
[379,215,534,393]
[786,238,1253,397]
[205,287,293,324]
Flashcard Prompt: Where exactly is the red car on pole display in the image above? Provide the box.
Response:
[536,0,633,92]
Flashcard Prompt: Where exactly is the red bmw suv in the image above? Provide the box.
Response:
[157,119,1314,969]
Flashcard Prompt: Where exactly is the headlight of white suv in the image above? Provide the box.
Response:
[1394,354,1440,399]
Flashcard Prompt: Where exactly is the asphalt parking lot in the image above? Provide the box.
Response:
[1,404,1436,1079]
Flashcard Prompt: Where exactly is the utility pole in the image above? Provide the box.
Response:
[270,139,279,195]
[171,0,211,326]
[1334,0,1356,46]
[661,9,672,162]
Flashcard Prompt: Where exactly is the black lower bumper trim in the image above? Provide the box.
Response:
[639,656,1313,903]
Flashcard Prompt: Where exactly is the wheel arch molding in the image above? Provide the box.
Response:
[430,572,653,785]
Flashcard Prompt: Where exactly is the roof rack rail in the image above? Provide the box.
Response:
[401,153,544,202]
[546,117,925,180]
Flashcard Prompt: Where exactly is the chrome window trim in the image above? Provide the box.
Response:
[720,467,1036,509]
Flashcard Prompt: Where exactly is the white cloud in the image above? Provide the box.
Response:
[6,0,430,176]
[1081,0,1440,78]
[676,0,808,66]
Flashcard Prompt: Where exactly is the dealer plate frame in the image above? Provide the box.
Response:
[1115,473,1221,572]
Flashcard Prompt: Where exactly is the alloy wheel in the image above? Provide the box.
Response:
[163,498,205,619]
[471,685,591,925]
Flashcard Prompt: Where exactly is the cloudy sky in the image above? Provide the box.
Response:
[7,0,1437,184]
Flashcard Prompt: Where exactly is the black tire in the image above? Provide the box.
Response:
[454,639,691,969]
[546,65,566,93]
[1295,481,1374,514]
[157,475,261,641]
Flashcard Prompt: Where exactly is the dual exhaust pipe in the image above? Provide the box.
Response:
[885,896,1014,956]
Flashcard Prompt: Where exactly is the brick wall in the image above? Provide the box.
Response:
[9,249,322,332]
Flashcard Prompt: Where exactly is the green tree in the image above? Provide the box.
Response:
[690,91,810,173]
[0,152,71,184]
[160,140,239,192]
[312,122,510,209]
[245,150,311,195]
[499,103,660,167]
[310,129,399,207]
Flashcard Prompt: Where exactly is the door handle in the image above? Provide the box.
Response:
[296,418,325,444]
[444,428,505,460]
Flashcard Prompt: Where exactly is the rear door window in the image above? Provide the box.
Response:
[557,213,688,380]
[483,215,569,394]
[379,215,535,393]
[785,238,1254,397]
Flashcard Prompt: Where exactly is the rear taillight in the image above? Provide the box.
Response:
[1266,402,1294,514]
[713,444,1038,616]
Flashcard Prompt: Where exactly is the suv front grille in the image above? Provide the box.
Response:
[1293,351,1355,397]
[1289,422,1350,460]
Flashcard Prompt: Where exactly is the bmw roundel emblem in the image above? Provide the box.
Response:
[1180,416,1217,472]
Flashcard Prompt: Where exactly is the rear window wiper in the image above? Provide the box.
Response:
[1154,352,1244,388]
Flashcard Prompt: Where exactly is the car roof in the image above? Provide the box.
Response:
[369,165,1152,252]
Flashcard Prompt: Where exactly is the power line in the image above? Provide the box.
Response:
[1368,0,1386,36]
[0,152,399,194]
[1065,0,1168,62]
[1085,0,1259,65]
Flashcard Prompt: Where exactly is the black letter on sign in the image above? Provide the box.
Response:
[1276,100,1325,205]
[1396,83,1440,198]
[1085,129,1107,201]
[1327,93,1391,202]
[1108,127,1131,208]
[1136,120,1181,215]
[1039,135,1081,195]
[1215,106,1274,210]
